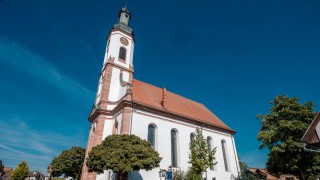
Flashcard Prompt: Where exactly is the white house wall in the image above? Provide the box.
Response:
[130,109,240,180]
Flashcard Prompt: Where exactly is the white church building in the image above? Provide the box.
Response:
[81,5,240,180]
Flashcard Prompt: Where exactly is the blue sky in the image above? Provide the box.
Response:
[1,0,320,173]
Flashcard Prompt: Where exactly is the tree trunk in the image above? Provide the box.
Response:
[299,169,305,180]
[117,172,128,180]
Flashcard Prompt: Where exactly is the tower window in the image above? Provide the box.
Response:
[148,124,156,149]
[171,129,178,167]
[119,47,127,62]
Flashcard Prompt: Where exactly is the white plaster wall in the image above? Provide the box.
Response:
[102,116,114,140]
[104,31,134,69]
[102,112,123,140]
[130,109,240,180]
[108,68,127,102]
[94,75,103,105]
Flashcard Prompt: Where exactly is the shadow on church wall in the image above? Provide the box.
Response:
[128,171,143,180]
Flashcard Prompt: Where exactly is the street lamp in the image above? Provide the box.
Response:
[158,169,165,180]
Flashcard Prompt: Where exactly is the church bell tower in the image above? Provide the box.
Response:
[81,5,135,180]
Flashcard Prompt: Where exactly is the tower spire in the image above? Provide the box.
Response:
[114,4,133,34]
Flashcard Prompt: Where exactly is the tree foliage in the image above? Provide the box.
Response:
[187,128,216,180]
[239,160,256,180]
[0,161,4,178]
[50,146,85,180]
[86,134,162,180]
[257,95,320,180]
[10,161,29,180]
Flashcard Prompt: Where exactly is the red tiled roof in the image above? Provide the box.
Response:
[248,168,278,180]
[132,79,232,131]
[3,167,12,171]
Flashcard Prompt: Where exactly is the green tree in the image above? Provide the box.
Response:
[186,128,216,180]
[50,146,85,180]
[10,161,29,180]
[0,161,4,179]
[239,160,255,180]
[86,134,162,180]
[257,95,320,180]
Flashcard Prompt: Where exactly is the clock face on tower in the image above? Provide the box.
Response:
[120,37,129,46]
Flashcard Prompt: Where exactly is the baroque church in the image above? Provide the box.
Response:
[81,5,240,180]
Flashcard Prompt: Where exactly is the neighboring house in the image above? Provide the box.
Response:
[246,168,278,180]
[81,4,240,180]
[301,112,320,150]
[1,167,12,180]
[246,168,298,180]
[278,174,298,180]
[26,171,45,180]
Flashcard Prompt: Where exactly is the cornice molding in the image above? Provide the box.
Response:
[88,98,236,135]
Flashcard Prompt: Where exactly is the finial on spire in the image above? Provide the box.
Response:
[113,2,133,34]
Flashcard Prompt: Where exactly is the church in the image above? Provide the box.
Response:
[81,5,240,180]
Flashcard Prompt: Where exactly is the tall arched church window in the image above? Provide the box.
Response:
[221,139,230,171]
[119,47,127,62]
[207,137,216,170]
[171,129,178,167]
[207,137,212,154]
[190,133,195,145]
[148,124,156,149]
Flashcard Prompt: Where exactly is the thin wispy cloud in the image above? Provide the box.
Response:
[0,38,95,103]
[0,118,86,173]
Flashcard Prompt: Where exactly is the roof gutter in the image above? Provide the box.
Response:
[302,143,320,153]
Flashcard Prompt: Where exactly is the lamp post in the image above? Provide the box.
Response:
[158,169,165,180]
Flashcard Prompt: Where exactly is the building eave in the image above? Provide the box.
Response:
[301,112,320,147]
[88,97,235,135]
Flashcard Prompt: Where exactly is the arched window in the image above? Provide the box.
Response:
[119,47,127,62]
[207,137,212,154]
[148,124,156,148]
[221,139,230,171]
[190,133,195,145]
[207,137,216,170]
[171,129,178,167]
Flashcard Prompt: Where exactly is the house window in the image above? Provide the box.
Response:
[221,139,230,171]
[171,129,178,167]
[119,47,127,62]
[148,124,156,148]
